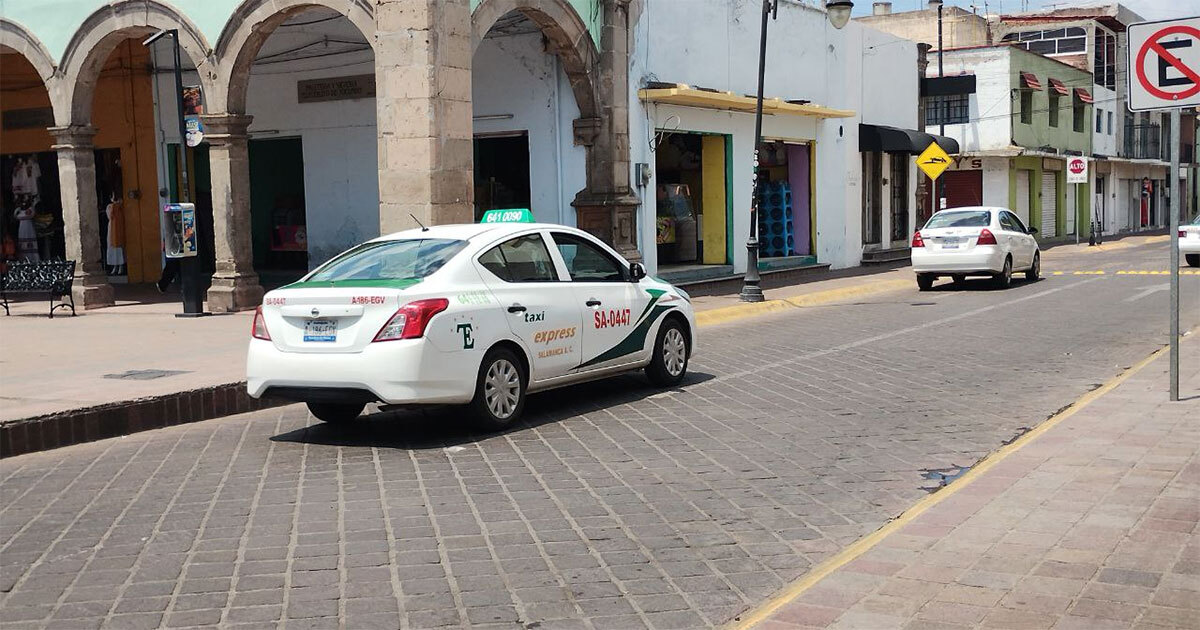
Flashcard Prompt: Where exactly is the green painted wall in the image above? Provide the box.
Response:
[1008,155,1091,241]
[0,0,603,64]
[1009,48,1092,156]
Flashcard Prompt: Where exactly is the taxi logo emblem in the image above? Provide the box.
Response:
[916,141,952,181]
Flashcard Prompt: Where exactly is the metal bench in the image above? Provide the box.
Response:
[1,260,77,318]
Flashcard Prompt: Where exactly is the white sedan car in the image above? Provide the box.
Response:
[1181,214,1200,267]
[247,221,696,428]
[911,206,1041,291]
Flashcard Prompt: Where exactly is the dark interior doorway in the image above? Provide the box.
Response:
[249,137,307,277]
[474,133,531,221]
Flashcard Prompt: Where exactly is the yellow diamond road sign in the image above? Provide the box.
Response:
[916,141,951,181]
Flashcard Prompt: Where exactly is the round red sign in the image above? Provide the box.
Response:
[1135,25,1200,101]
[1069,159,1086,174]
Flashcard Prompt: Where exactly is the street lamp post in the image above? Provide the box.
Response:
[931,0,945,215]
[740,0,853,303]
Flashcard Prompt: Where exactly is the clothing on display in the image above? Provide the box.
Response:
[14,204,40,262]
[11,158,41,196]
[105,198,126,269]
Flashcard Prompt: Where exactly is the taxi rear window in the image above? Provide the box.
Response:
[308,239,467,282]
[925,210,992,229]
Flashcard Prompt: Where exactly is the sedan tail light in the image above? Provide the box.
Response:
[1181,230,1188,238]
[252,306,272,341]
[977,228,998,245]
[912,231,925,248]
[374,298,449,342]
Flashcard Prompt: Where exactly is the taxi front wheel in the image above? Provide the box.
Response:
[307,402,364,423]
[470,347,527,430]
[646,319,689,387]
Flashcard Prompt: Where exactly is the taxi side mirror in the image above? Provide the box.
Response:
[629,262,647,281]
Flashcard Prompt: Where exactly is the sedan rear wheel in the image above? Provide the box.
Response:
[470,348,526,430]
[307,402,364,423]
[1187,254,1200,268]
[992,256,1013,289]
[1025,252,1041,281]
[917,274,935,291]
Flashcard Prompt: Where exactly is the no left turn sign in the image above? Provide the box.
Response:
[1128,17,1200,112]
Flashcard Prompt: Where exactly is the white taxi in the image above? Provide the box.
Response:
[911,206,1041,291]
[246,217,696,428]
[1181,214,1200,268]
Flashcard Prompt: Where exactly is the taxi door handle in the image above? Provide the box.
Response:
[585,299,602,307]
[507,304,527,313]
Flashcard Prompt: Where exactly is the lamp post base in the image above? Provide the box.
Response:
[740,238,765,302]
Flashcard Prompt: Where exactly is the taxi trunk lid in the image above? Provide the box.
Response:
[261,282,419,354]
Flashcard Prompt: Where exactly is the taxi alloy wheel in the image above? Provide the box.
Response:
[471,348,526,429]
[1026,252,1041,281]
[646,319,688,386]
[992,256,1013,289]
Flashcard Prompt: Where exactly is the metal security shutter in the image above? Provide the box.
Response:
[1041,171,1057,238]
[1065,182,1076,235]
[1016,170,1032,225]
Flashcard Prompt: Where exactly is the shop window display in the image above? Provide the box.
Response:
[1,152,63,265]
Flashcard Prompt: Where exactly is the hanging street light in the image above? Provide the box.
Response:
[741,0,854,302]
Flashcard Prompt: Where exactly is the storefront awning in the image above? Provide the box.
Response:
[1047,78,1069,96]
[637,86,855,119]
[1074,87,1094,103]
[1019,72,1042,90]
[859,124,960,154]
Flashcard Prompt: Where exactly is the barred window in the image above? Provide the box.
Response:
[925,94,970,126]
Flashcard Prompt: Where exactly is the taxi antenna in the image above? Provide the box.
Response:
[410,214,429,232]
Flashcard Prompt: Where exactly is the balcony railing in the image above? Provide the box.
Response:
[1123,123,1165,160]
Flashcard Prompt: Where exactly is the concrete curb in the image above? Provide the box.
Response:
[0,383,285,458]
[1,274,910,458]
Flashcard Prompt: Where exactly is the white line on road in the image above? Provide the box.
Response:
[703,278,1101,384]
[1124,284,1170,302]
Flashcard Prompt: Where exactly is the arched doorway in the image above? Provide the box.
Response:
[471,0,599,226]
[54,2,214,307]
[0,36,61,273]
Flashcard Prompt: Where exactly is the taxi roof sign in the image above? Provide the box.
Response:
[480,208,534,224]
[916,141,952,181]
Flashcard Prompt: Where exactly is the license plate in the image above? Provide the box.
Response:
[941,238,960,249]
[303,319,337,342]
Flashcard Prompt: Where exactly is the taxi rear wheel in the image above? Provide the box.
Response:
[470,347,526,430]
[646,319,689,387]
[1187,254,1200,267]
[307,402,364,423]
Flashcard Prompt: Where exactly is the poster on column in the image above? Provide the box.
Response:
[182,85,204,147]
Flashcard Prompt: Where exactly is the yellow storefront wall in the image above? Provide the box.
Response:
[1,42,161,282]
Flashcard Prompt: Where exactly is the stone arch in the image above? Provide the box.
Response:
[214,0,375,114]
[56,0,214,126]
[471,0,600,120]
[1,18,57,85]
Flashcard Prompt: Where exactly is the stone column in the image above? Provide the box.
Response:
[573,0,641,261]
[49,125,114,309]
[202,114,264,312]
[375,0,474,232]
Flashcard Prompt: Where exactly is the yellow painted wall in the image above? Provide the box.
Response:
[1,42,161,282]
[700,135,726,265]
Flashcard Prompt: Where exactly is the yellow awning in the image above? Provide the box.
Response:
[638,86,855,119]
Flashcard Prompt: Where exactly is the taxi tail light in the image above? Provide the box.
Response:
[374,298,449,342]
[976,228,998,245]
[252,306,272,341]
[1181,230,1188,238]
[912,231,925,248]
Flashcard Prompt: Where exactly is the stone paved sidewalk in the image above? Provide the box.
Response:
[752,342,1200,630]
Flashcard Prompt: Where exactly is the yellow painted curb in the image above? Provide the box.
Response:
[726,340,1179,630]
[695,279,911,328]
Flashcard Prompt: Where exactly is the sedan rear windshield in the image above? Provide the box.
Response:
[307,239,467,282]
[924,210,992,229]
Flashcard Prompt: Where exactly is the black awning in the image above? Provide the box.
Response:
[921,75,977,97]
[859,124,960,154]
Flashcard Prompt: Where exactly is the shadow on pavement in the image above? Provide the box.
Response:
[925,276,1043,292]
[270,371,716,450]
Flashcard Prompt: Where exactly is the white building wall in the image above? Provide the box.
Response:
[629,0,919,272]
[472,32,586,227]
[153,53,379,269]
[983,158,1010,207]
[931,50,1013,153]
[1092,85,1118,156]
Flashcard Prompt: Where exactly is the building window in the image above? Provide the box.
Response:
[1049,94,1060,127]
[1074,100,1085,132]
[1108,111,1113,135]
[1021,91,1033,124]
[1002,27,1087,56]
[1093,28,1117,91]
[1096,109,1103,133]
[925,94,969,126]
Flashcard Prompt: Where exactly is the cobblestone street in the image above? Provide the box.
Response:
[2,241,1197,629]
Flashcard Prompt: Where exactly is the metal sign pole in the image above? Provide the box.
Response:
[1169,106,1181,402]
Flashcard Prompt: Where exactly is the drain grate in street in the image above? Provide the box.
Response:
[919,464,972,493]
[103,369,191,381]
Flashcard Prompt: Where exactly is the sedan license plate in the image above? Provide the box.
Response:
[941,237,960,249]
[303,319,337,342]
